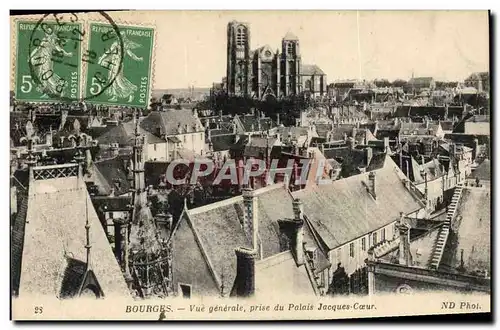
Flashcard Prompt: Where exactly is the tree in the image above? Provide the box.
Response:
[392,79,407,88]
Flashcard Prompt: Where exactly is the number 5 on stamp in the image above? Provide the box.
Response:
[84,23,154,108]
[15,20,83,103]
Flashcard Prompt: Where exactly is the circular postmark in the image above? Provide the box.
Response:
[27,11,124,103]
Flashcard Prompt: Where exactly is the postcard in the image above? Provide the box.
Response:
[9,10,491,321]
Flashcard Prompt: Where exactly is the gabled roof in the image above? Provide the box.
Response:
[96,120,164,146]
[93,155,133,196]
[293,155,423,250]
[140,109,203,137]
[301,64,325,76]
[12,166,129,298]
[172,184,328,294]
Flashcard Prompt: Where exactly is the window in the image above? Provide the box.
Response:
[349,243,355,258]
[236,26,247,46]
[183,135,187,143]
[361,237,366,251]
[373,232,378,245]
[287,43,294,55]
[381,228,386,241]
[179,284,192,298]
[153,144,157,151]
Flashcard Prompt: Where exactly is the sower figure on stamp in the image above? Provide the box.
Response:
[30,33,72,98]
[99,32,143,103]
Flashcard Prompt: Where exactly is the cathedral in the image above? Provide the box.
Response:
[225,21,327,99]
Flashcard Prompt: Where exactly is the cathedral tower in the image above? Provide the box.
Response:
[281,31,301,96]
[226,21,252,96]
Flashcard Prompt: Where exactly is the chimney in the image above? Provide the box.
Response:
[184,124,189,133]
[242,188,258,250]
[276,113,280,126]
[473,138,479,160]
[291,199,305,266]
[383,137,390,153]
[232,122,237,134]
[347,136,355,150]
[113,218,129,268]
[364,147,373,167]
[352,127,357,138]
[397,212,411,266]
[368,171,376,199]
[193,108,198,118]
[230,247,257,298]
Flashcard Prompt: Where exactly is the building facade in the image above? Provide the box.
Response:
[226,21,327,99]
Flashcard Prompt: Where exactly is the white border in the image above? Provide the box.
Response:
[3,3,497,329]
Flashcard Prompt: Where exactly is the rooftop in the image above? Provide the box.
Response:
[12,165,129,298]
[293,155,423,250]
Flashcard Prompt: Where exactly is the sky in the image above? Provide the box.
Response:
[10,10,490,89]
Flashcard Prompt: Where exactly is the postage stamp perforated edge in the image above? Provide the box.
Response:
[83,17,157,108]
[11,14,86,104]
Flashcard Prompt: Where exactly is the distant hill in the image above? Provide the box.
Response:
[152,88,211,100]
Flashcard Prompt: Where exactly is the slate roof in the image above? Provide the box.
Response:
[93,155,133,196]
[400,122,441,136]
[96,120,164,146]
[91,196,131,212]
[301,64,325,76]
[140,109,204,137]
[237,116,274,133]
[448,188,490,275]
[329,126,354,141]
[255,251,316,297]
[11,167,129,298]
[293,155,423,250]
[276,126,309,141]
[315,123,332,138]
[469,159,490,181]
[440,121,455,132]
[210,134,235,152]
[177,184,327,293]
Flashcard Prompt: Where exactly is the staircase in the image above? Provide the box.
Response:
[429,184,464,269]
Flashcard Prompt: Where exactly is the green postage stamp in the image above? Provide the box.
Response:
[84,23,154,108]
[15,20,83,103]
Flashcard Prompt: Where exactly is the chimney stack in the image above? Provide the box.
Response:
[383,137,390,153]
[368,171,376,199]
[113,218,130,272]
[473,138,479,161]
[364,147,373,167]
[242,188,259,250]
[397,212,411,266]
[291,199,305,266]
[230,247,257,298]
[276,113,280,126]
